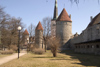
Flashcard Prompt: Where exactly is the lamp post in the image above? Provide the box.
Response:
[17,26,22,59]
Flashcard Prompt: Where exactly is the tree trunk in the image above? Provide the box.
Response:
[53,52,57,57]
[2,44,3,51]
[4,47,5,51]
[8,45,10,50]
[45,41,46,52]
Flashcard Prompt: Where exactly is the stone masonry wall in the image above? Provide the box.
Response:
[51,20,56,36]
[56,21,72,45]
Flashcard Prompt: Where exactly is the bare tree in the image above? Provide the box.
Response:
[0,6,10,50]
[46,0,100,4]
[0,6,24,50]
[0,16,24,50]
[8,17,24,48]
[47,37,61,57]
[69,0,100,4]
[0,6,5,21]
[42,17,51,52]
[28,23,35,37]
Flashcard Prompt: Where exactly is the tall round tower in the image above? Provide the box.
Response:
[56,8,72,45]
[35,21,43,48]
[23,29,29,45]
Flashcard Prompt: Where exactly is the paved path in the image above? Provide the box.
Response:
[0,51,27,65]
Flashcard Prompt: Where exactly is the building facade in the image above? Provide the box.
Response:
[70,13,100,55]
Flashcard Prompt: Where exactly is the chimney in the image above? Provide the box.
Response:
[90,16,93,22]
[69,14,71,19]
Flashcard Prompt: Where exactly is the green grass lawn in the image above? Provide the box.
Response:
[0,50,100,67]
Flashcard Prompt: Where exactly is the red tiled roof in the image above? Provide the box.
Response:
[57,8,72,22]
[24,29,29,35]
[36,21,43,30]
[87,13,100,28]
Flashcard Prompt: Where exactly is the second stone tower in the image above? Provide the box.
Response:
[35,21,44,48]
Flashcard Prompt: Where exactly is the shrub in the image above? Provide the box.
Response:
[32,48,44,55]
[0,50,14,54]
[0,48,2,50]
[10,45,18,52]
[30,44,35,51]
[27,44,35,52]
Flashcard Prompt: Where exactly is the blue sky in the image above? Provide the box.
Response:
[0,0,100,34]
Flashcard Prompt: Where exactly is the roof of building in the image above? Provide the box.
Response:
[24,29,29,35]
[75,39,100,45]
[87,13,100,28]
[36,21,43,30]
[56,8,72,22]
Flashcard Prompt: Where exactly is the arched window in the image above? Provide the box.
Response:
[79,45,80,48]
[76,46,77,48]
[91,45,92,48]
[83,46,85,48]
[87,45,90,48]
[96,45,99,48]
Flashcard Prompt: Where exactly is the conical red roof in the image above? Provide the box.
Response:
[57,8,72,22]
[36,21,43,30]
[24,29,29,35]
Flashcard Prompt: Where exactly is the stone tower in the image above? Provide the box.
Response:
[35,21,43,48]
[51,0,58,37]
[56,8,72,46]
[23,29,29,45]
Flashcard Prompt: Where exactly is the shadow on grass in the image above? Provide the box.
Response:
[32,56,53,58]
[50,59,74,61]
[32,56,65,59]
[60,50,100,67]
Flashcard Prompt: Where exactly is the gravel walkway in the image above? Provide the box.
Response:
[0,52,26,65]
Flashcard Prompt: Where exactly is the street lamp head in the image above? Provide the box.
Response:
[17,26,22,31]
